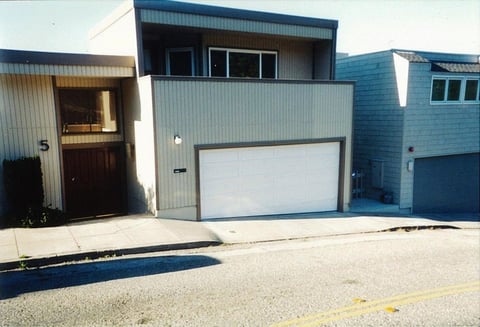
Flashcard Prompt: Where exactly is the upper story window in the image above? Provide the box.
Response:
[431,76,480,104]
[209,47,277,79]
[166,47,194,76]
[465,79,480,101]
[59,89,118,134]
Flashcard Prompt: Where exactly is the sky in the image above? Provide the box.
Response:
[0,0,479,56]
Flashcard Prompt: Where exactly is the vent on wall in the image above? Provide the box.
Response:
[370,159,384,189]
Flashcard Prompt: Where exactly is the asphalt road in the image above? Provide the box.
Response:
[1,228,479,326]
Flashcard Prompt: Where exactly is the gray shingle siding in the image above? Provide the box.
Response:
[337,49,480,210]
[337,51,404,203]
[401,61,480,208]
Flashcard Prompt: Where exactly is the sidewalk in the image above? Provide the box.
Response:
[1,199,478,270]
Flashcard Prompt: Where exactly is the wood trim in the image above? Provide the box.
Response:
[62,142,124,150]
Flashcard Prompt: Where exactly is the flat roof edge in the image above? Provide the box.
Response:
[0,49,135,68]
[135,0,338,29]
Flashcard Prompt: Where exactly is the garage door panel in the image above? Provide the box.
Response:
[239,159,273,176]
[240,147,276,160]
[306,142,338,155]
[274,186,308,202]
[273,157,305,174]
[201,163,240,180]
[201,178,241,197]
[204,193,275,218]
[200,149,238,163]
[200,142,340,219]
[274,175,306,189]
[275,146,306,158]
[413,153,479,213]
[241,175,275,191]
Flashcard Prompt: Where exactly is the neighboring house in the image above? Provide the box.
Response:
[337,49,479,213]
[0,0,354,221]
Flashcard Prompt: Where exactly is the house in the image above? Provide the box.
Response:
[0,0,354,221]
[336,49,479,213]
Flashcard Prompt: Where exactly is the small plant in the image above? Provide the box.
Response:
[20,205,66,228]
[18,261,28,270]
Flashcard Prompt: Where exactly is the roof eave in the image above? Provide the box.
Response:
[134,0,338,30]
[0,49,135,68]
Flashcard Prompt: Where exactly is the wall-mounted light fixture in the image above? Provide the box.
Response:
[407,160,414,172]
[174,135,182,145]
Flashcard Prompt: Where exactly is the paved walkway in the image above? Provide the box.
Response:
[0,199,478,270]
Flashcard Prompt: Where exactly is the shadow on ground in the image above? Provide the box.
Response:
[0,255,221,300]
[413,213,480,222]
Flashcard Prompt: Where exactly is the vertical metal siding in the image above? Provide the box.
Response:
[0,74,62,214]
[140,9,333,40]
[0,63,134,77]
[152,79,353,212]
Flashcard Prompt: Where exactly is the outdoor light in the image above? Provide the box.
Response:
[174,135,182,145]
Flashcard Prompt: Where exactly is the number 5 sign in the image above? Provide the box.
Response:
[39,139,50,152]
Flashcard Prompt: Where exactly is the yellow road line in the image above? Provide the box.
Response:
[271,280,480,327]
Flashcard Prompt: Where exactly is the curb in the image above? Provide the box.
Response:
[0,241,221,272]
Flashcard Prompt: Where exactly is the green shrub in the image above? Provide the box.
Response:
[2,156,66,228]
[3,156,44,214]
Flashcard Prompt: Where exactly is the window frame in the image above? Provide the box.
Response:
[208,47,278,79]
[58,88,120,135]
[430,76,480,105]
[464,78,480,102]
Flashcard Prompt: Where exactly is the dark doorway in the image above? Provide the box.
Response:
[63,144,126,219]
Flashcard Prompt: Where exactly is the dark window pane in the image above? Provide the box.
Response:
[447,79,461,101]
[59,89,117,133]
[210,50,226,77]
[431,79,446,101]
[465,79,479,101]
[229,52,259,78]
[143,49,152,73]
[168,51,193,76]
[261,53,276,78]
[60,90,95,126]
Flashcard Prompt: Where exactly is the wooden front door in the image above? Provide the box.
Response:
[63,144,126,219]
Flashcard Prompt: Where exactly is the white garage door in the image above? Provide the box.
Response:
[199,142,340,219]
